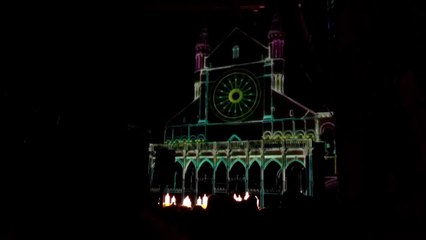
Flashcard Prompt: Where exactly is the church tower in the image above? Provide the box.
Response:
[268,12,285,95]
[194,27,211,100]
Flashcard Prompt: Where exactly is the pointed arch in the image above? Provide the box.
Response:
[285,159,305,170]
[228,134,242,142]
[184,159,197,173]
[198,159,214,171]
[175,158,184,169]
[230,158,246,169]
[265,158,283,169]
[215,158,228,171]
[249,158,261,168]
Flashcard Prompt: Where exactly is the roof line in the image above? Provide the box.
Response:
[275,91,317,115]
[165,98,199,125]
[207,27,268,58]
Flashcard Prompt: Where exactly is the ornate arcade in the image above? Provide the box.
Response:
[148,14,336,208]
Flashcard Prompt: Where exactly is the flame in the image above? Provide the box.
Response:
[171,195,176,205]
[202,194,208,209]
[244,192,250,200]
[233,193,242,202]
[163,193,171,207]
[255,196,260,210]
[182,195,192,208]
[196,196,202,206]
[232,192,261,210]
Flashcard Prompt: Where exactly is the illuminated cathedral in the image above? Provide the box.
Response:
[148,13,337,208]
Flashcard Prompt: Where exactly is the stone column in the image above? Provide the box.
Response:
[226,168,230,195]
[307,149,314,197]
[182,174,186,203]
[195,168,199,203]
[281,142,286,194]
[260,167,265,208]
[212,169,216,194]
[282,165,286,194]
[245,167,249,193]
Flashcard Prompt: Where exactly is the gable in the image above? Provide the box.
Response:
[206,28,268,69]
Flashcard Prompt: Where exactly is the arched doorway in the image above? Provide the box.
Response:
[285,161,306,194]
[198,161,213,195]
[248,161,260,192]
[184,162,196,194]
[215,161,227,193]
[173,161,183,190]
[229,161,245,195]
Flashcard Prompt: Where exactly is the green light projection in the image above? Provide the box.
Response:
[212,71,260,121]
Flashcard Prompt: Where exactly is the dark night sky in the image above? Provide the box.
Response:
[5,0,426,238]
[15,1,332,143]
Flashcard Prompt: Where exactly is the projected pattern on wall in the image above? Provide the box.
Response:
[148,14,336,208]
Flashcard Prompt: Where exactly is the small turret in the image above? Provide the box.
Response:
[267,12,284,59]
[194,27,211,100]
[195,27,211,72]
[267,12,285,95]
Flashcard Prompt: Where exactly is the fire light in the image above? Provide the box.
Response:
[244,192,250,200]
[233,192,261,210]
[202,194,208,209]
[163,193,171,207]
[182,195,192,208]
[196,196,202,206]
[233,193,243,202]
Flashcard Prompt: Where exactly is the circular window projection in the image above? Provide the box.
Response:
[212,71,261,121]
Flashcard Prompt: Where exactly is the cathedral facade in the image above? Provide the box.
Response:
[148,14,336,208]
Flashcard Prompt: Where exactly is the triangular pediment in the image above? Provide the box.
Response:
[206,27,268,69]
